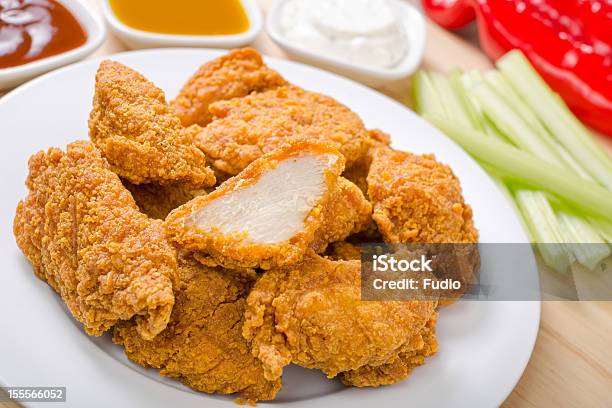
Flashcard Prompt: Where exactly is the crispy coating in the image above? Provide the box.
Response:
[165,142,372,270]
[340,129,392,243]
[13,141,177,339]
[243,254,437,382]
[316,177,372,249]
[123,180,208,220]
[367,146,478,244]
[88,60,215,187]
[343,129,391,194]
[113,255,281,403]
[171,48,287,127]
[196,85,370,175]
[340,314,438,386]
[325,241,362,261]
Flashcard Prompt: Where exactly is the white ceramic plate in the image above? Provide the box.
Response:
[0,49,540,408]
[0,0,106,91]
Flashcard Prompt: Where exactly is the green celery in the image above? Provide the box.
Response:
[412,71,446,118]
[497,50,612,189]
[450,70,484,131]
[471,82,563,165]
[591,219,612,244]
[425,116,612,222]
[515,191,572,273]
[428,71,473,127]
[558,213,611,269]
[461,72,517,142]
[484,71,594,181]
[497,179,572,272]
[484,71,547,135]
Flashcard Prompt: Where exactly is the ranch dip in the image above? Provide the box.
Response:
[278,0,409,69]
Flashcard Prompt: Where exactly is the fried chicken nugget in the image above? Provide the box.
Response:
[196,85,371,176]
[242,254,437,382]
[171,47,287,127]
[113,255,281,403]
[89,60,215,187]
[165,142,372,270]
[367,146,478,244]
[13,141,177,339]
[340,313,438,386]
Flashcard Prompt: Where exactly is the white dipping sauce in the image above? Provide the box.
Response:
[278,0,409,69]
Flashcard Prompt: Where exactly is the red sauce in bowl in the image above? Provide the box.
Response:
[0,0,87,69]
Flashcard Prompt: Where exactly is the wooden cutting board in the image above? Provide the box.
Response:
[1,1,610,407]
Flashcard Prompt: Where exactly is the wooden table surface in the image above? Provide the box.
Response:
[2,1,611,407]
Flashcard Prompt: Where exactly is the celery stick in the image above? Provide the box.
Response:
[461,72,517,142]
[412,71,446,118]
[429,72,474,127]
[425,116,612,222]
[497,50,612,189]
[484,70,595,181]
[472,82,564,165]
[515,191,572,273]
[500,181,572,273]
[558,213,611,270]
[591,219,612,244]
[450,70,485,131]
[484,71,547,135]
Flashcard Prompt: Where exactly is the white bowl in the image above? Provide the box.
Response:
[0,0,106,91]
[266,0,426,87]
[101,0,263,50]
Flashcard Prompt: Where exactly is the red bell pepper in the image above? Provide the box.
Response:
[421,0,474,28]
[422,0,612,137]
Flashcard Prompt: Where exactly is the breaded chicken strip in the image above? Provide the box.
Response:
[242,254,437,382]
[89,60,215,187]
[113,255,281,403]
[13,141,177,339]
[196,86,370,175]
[367,146,478,244]
[171,48,287,127]
[165,142,372,270]
[340,313,438,386]
[123,180,208,220]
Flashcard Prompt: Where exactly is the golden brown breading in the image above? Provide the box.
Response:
[343,129,391,194]
[88,60,215,187]
[13,141,177,339]
[367,146,478,244]
[113,255,281,403]
[171,48,287,127]
[325,241,362,261]
[242,254,437,382]
[195,85,371,175]
[316,177,373,247]
[165,142,372,270]
[340,313,438,386]
[123,180,208,220]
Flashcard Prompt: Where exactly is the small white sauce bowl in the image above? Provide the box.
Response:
[101,0,263,50]
[267,0,426,87]
[0,0,106,91]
